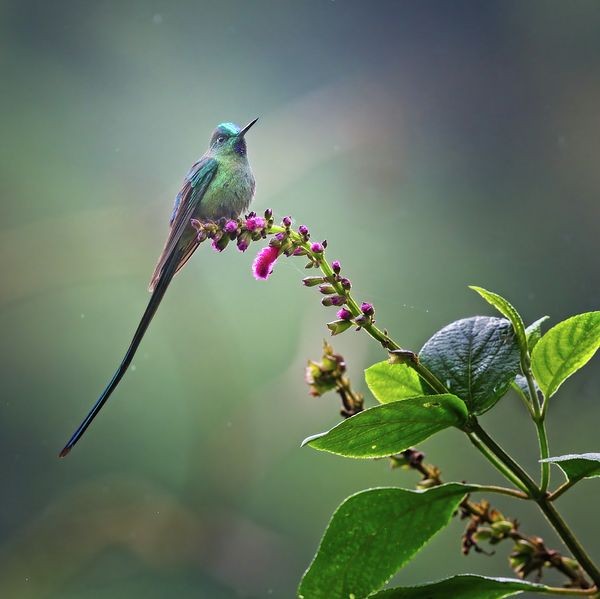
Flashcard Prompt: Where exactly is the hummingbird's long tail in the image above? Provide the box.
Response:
[58,247,185,457]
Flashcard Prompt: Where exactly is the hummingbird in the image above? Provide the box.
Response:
[59,118,258,457]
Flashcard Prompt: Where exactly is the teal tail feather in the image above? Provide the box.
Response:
[58,248,184,457]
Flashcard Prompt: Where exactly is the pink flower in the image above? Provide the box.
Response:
[337,308,352,320]
[246,216,265,231]
[252,245,279,280]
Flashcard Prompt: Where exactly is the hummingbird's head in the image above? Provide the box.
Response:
[209,118,258,158]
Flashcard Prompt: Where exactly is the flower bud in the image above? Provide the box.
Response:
[331,261,341,274]
[473,527,492,542]
[416,478,437,489]
[340,278,351,290]
[512,540,535,555]
[212,234,230,252]
[302,276,325,287]
[282,216,292,227]
[336,308,353,320]
[224,221,238,234]
[361,302,375,316]
[491,521,513,536]
[318,284,337,295]
[310,242,324,254]
[246,216,265,231]
[354,314,369,326]
[329,295,347,306]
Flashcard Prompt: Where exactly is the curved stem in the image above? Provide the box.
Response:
[467,484,529,500]
[549,478,580,503]
[308,240,449,395]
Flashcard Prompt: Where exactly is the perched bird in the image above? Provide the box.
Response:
[59,118,258,457]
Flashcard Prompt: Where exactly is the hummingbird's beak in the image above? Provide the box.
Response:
[238,117,259,138]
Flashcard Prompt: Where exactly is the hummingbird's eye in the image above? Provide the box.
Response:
[217,135,226,143]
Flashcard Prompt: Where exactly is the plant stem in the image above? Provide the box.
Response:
[312,243,449,395]
[470,420,540,498]
[535,417,551,494]
[536,500,600,590]
[468,484,529,500]
[466,431,530,494]
[549,479,580,502]
[470,421,600,588]
[523,364,551,493]
[269,222,600,590]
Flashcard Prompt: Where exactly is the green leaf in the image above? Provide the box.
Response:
[525,316,549,353]
[531,312,600,399]
[301,395,468,458]
[365,361,431,403]
[369,574,557,598]
[298,484,474,599]
[470,287,528,357]
[419,316,521,415]
[326,319,353,335]
[540,453,600,482]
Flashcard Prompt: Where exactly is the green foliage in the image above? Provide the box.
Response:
[470,287,528,358]
[302,394,468,458]
[295,273,600,597]
[525,316,550,353]
[419,316,520,415]
[531,312,600,399]
[369,574,558,598]
[298,484,474,599]
[541,453,600,482]
[365,361,431,403]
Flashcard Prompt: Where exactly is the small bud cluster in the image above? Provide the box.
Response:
[189,209,274,256]
[305,341,364,417]
[460,499,589,587]
[462,500,515,556]
[508,537,588,586]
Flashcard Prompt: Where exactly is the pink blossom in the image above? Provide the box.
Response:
[246,216,265,231]
[337,308,352,320]
[252,245,279,280]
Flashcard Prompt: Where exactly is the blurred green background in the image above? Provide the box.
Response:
[1,1,600,597]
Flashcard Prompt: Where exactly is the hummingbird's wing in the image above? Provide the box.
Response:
[149,156,218,291]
